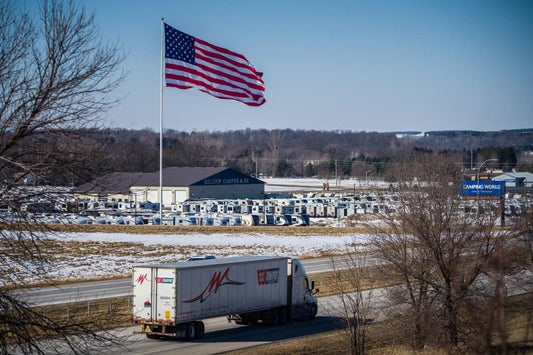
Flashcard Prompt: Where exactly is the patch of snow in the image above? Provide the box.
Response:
[5,232,372,285]
[262,177,391,192]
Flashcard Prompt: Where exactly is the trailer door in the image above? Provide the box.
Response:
[133,267,177,322]
[152,267,177,322]
[132,266,154,321]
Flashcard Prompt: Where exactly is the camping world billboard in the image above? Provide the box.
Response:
[460,180,505,199]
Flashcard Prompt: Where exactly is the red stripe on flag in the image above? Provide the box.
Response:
[165,62,264,102]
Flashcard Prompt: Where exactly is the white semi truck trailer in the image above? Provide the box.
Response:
[132,256,318,339]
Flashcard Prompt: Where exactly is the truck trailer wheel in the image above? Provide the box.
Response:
[278,307,288,324]
[264,309,279,326]
[186,323,195,340]
[194,321,205,339]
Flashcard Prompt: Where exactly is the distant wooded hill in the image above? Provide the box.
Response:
[17,128,533,186]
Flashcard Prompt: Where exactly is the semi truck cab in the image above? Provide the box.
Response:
[289,258,318,320]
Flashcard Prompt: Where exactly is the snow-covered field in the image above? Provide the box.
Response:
[262,177,389,192]
[12,230,372,285]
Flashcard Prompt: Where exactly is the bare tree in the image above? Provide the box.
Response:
[368,156,520,352]
[267,129,285,162]
[328,246,374,355]
[0,0,125,353]
[371,223,439,350]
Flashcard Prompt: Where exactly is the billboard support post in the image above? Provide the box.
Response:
[476,159,498,213]
[500,196,505,226]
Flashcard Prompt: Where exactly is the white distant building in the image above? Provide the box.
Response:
[394,131,426,139]
[493,172,533,188]
[130,167,265,205]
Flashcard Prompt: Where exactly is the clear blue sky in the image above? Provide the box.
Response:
[76,1,532,132]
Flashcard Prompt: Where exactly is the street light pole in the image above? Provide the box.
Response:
[335,160,338,188]
[365,170,371,186]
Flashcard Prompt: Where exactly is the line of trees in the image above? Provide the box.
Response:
[99,128,532,179]
[7,127,532,187]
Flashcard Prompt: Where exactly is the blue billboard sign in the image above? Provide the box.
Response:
[460,180,505,198]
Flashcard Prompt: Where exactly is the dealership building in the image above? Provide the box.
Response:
[76,167,265,206]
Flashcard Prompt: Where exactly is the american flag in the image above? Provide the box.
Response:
[164,23,266,106]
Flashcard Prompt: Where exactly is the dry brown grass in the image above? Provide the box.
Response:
[225,322,452,355]
[226,330,351,355]
[311,265,399,297]
[37,297,131,329]
[45,223,372,236]
[2,297,132,344]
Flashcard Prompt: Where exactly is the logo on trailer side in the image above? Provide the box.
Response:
[183,267,245,304]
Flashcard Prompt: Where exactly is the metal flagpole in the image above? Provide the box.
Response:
[159,18,164,224]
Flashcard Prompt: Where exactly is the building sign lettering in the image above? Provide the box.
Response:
[203,178,250,185]
[460,180,505,198]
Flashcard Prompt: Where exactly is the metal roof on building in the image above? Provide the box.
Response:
[139,167,266,187]
[135,167,228,187]
[75,172,144,194]
[76,167,264,194]
[493,172,533,181]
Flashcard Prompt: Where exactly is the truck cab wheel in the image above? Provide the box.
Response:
[309,304,318,319]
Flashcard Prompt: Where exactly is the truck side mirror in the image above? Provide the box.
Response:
[311,280,315,290]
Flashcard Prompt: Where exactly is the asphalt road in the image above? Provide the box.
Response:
[93,287,389,355]
[104,313,343,354]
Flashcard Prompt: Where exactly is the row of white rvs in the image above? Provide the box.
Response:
[9,190,532,225]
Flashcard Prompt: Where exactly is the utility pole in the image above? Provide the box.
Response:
[335,159,338,188]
